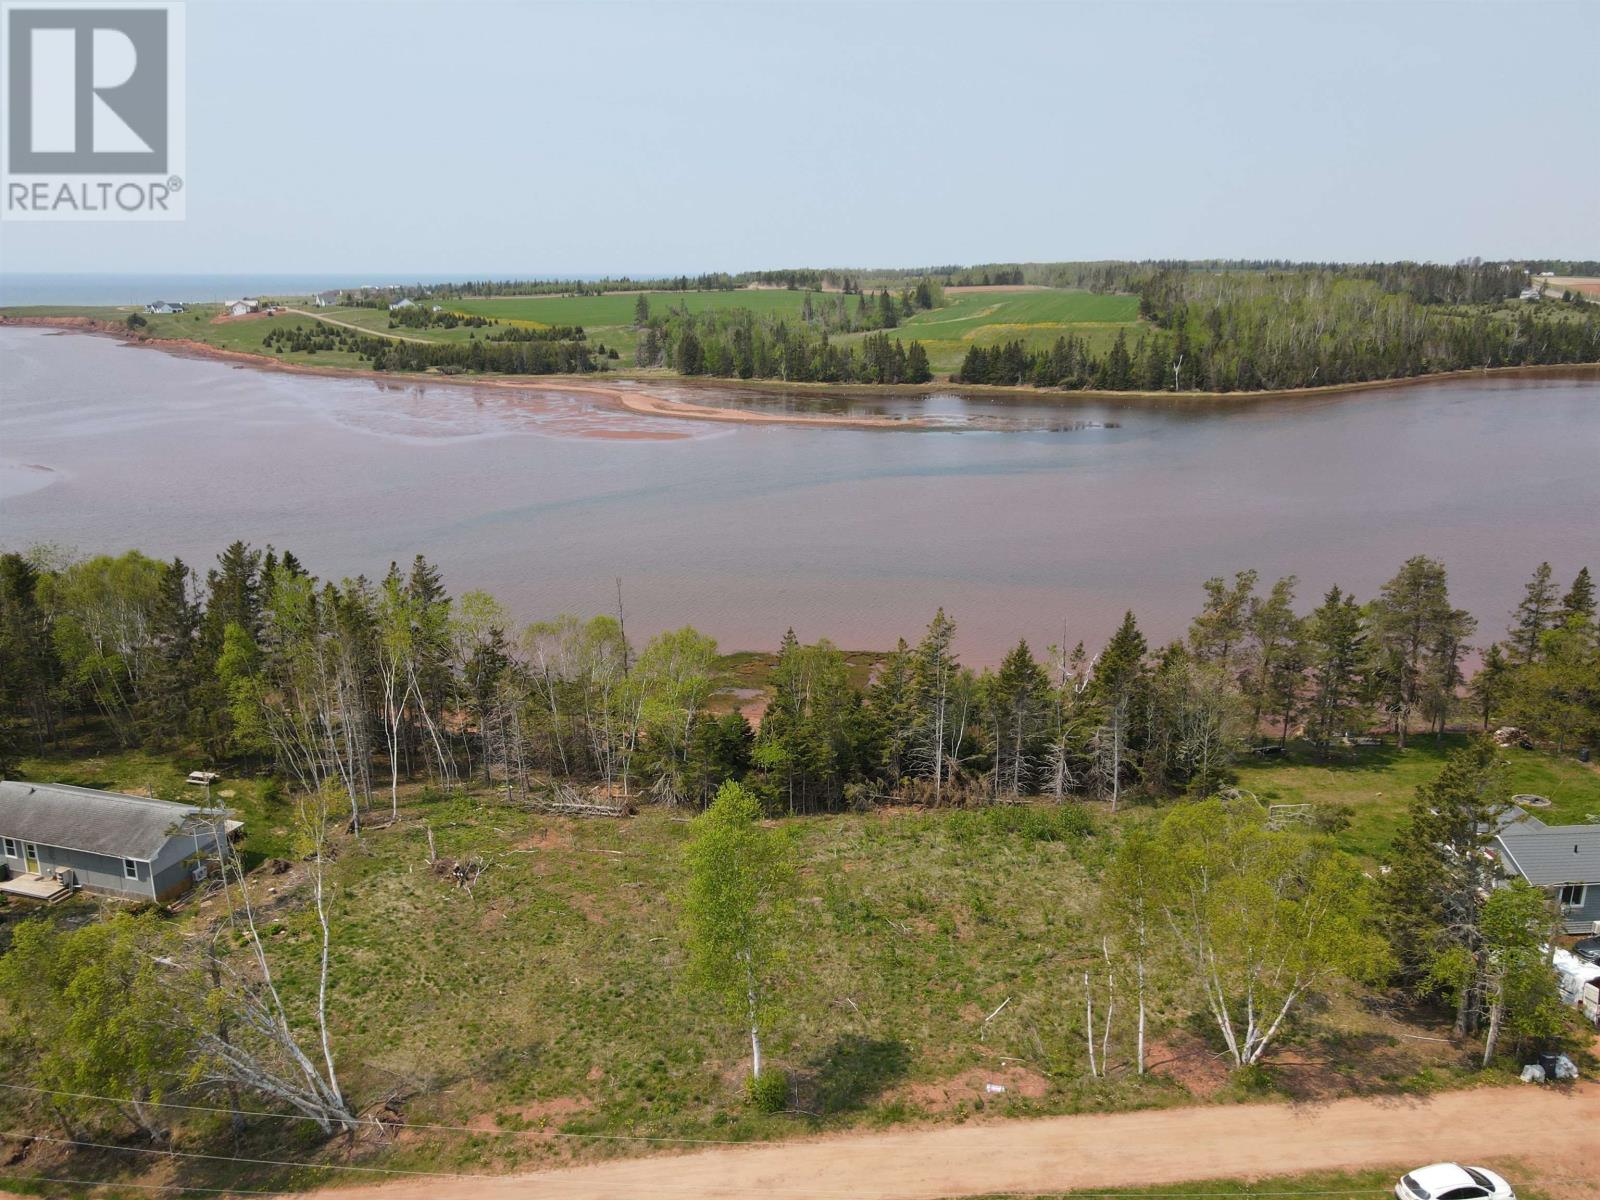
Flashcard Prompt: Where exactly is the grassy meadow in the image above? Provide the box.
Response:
[10,721,1594,1193]
[1234,732,1600,860]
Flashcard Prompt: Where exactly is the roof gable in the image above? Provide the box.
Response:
[0,780,223,860]
[1496,823,1600,885]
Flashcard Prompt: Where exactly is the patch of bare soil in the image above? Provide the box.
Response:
[208,308,279,324]
[944,284,1051,293]
[893,1063,1051,1114]
[469,1096,592,1134]
[513,825,573,852]
[1146,1035,1233,1098]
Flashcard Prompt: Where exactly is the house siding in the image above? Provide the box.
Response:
[3,825,225,902]
[27,843,153,899]
[1558,884,1600,935]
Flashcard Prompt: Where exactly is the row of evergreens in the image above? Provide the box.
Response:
[3,547,1593,822]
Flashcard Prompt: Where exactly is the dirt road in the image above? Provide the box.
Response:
[304,1083,1599,1200]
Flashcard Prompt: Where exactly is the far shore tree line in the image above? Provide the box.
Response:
[104,259,1598,393]
[959,269,1598,391]
[0,543,1593,1144]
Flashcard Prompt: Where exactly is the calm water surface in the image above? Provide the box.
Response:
[2,327,1596,661]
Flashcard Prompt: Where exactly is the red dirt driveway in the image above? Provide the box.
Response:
[303,1082,1599,1200]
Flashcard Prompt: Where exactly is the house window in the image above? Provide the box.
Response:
[123,858,139,880]
[2,838,15,858]
[1559,883,1586,908]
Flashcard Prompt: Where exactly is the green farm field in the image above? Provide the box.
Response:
[836,287,1145,374]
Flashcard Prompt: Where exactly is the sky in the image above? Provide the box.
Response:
[2,0,1596,276]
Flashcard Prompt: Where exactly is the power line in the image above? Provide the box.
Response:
[0,1131,481,1180]
[0,1170,282,1196]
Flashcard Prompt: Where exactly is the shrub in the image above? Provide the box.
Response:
[746,1069,788,1113]
[950,803,1094,843]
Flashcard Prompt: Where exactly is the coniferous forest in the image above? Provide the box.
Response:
[4,545,1594,821]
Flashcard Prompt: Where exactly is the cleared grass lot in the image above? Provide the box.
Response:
[7,723,1572,1189]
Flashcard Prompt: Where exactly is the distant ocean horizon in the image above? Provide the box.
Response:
[0,272,605,307]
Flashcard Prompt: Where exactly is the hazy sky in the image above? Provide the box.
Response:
[3,0,1595,275]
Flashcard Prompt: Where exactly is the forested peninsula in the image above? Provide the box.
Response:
[4,258,1596,400]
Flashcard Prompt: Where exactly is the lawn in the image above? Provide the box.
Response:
[1234,733,1600,860]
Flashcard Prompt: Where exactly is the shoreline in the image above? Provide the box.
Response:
[4,315,1596,432]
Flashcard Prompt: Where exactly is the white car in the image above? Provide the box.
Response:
[1396,1164,1515,1200]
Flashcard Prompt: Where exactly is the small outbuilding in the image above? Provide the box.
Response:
[225,298,261,317]
[312,290,340,307]
[144,301,185,314]
[0,780,236,903]
[388,297,415,311]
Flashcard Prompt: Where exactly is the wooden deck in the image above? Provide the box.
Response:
[0,873,71,903]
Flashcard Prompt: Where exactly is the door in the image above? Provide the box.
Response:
[23,843,40,874]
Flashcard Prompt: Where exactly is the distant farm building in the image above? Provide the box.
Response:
[226,298,261,316]
[312,290,341,307]
[0,780,239,903]
[144,301,185,314]
[1519,287,1541,301]
[389,297,416,311]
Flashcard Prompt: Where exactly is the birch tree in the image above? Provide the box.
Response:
[1100,827,1165,1074]
[181,792,357,1133]
[1151,795,1388,1068]
[681,781,793,1084]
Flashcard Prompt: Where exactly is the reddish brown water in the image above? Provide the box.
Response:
[2,327,1596,662]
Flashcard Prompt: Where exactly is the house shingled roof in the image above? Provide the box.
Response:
[1495,823,1600,886]
[0,780,225,861]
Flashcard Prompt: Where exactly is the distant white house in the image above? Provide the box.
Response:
[1519,287,1541,302]
[312,290,340,308]
[1538,271,1556,277]
[225,298,261,317]
[144,301,185,315]
[389,297,416,311]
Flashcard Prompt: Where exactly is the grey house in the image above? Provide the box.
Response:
[0,781,235,903]
[1494,818,1600,934]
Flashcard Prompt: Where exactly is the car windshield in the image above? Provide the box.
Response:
[1463,1169,1497,1191]
[1403,1176,1432,1200]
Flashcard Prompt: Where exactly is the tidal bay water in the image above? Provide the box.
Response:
[2,326,1596,661]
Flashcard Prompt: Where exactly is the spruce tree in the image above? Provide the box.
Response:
[1304,585,1368,756]
[1560,566,1596,628]
[1384,740,1506,1034]
[1507,562,1559,663]
[139,558,201,746]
